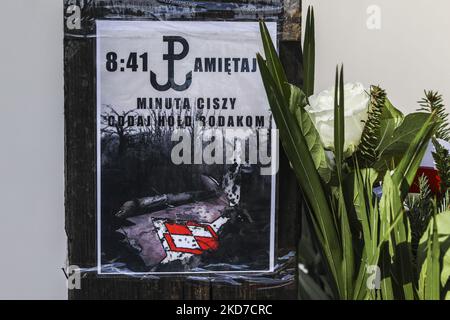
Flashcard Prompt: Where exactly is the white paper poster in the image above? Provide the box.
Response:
[97,21,277,274]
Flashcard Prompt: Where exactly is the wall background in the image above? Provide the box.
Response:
[0,0,448,299]
[0,1,66,299]
[304,0,450,114]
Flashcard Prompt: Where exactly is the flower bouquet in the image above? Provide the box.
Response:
[258,7,450,300]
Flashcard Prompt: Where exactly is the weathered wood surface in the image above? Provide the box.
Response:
[64,0,302,300]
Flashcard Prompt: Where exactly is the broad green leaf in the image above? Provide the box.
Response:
[288,84,331,182]
[286,82,306,114]
[384,98,404,126]
[373,97,404,165]
[378,113,432,159]
[392,113,437,199]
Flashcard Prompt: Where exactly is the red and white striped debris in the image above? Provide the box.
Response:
[117,196,230,268]
[153,217,229,264]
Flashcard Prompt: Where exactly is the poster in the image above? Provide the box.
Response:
[97,21,278,274]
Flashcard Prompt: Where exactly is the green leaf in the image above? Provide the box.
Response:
[357,88,404,167]
[298,211,338,300]
[257,53,343,295]
[379,245,394,299]
[303,6,315,97]
[330,66,354,299]
[259,21,289,103]
[437,212,450,294]
[418,211,450,299]
[392,113,438,200]
[378,113,432,160]
[376,171,419,299]
[379,173,401,299]
[351,168,379,300]
[384,98,404,125]
[334,65,345,182]
[379,171,416,300]
[376,113,438,299]
[391,206,416,299]
[372,97,404,162]
[258,23,345,295]
[337,185,354,300]
[419,215,441,300]
[288,84,331,182]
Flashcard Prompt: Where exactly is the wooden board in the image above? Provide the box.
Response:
[64,0,302,300]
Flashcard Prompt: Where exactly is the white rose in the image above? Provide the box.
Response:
[305,82,370,156]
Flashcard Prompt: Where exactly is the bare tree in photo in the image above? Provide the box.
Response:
[101,104,138,156]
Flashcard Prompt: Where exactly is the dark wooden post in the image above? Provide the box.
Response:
[64,0,302,300]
